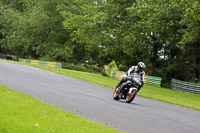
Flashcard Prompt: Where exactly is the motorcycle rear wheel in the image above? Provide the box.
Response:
[126,89,137,103]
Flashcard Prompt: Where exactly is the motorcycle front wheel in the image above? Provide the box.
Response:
[126,89,137,103]
[113,89,119,100]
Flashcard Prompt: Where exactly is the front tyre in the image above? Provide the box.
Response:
[113,89,119,100]
[126,89,137,103]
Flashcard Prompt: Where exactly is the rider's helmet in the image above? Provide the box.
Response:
[137,62,145,72]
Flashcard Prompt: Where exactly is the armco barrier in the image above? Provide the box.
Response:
[31,60,39,65]
[171,78,200,94]
[38,61,47,66]
[111,70,161,86]
[146,75,162,86]
[18,58,62,68]
[55,62,62,68]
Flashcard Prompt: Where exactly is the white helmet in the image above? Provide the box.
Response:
[137,62,145,72]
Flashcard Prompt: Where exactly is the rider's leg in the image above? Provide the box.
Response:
[137,86,142,92]
[137,81,144,92]
[115,74,128,88]
[115,78,126,88]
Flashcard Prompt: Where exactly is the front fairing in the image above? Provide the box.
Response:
[133,78,142,87]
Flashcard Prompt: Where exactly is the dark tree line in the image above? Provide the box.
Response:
[0,0,200,85]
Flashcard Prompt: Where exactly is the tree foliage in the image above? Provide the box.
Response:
[0,0,200,84]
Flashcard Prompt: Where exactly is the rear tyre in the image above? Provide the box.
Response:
[113,89,119,100]
[126,89,137,103]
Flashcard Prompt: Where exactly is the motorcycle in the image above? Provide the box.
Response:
[113,73,142,103]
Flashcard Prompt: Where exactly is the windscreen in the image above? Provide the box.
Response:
[130,73,141,82]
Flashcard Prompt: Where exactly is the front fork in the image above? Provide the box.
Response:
[128,87,137,94]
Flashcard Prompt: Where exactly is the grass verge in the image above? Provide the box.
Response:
[0,85,121,133]
[1,59,200,111]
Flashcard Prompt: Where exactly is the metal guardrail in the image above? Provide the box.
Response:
[171,78,200,94]
[146,75,162,86]
[111,70,161,86]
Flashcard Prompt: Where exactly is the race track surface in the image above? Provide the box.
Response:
[0,61,200,133]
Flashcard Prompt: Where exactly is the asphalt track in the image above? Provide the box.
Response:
[0,61,200,133]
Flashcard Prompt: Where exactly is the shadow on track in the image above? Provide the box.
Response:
[113,99,142,106]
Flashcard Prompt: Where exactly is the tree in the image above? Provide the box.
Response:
[0,0,72,62]
[62,0,136,66]
[179,0,200,81]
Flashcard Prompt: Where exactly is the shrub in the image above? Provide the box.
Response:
[62,63,101,74]
[101,61,119,77]
[101,65,111,77]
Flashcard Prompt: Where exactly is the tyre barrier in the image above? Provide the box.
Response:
[18,58,62,68]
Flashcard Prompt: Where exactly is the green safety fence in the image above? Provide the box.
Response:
[55,62,62,68]
[171,78,200,94]
[38,61,47,66]
[18,58,62,68]
[111,70,161,86]
[146,75,162,86]
[25,59,31,64]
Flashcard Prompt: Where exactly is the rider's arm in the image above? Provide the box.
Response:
[141,72,145,82]
[127,66,136,76]
[141,72,145,87]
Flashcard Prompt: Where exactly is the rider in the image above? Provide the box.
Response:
[115,62,146,91]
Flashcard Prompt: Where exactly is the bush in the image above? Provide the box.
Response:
[101,61,119,77]
[161,82,171,89]
[101,65,111,77]
[108,60,118,70]
[62,63,101,74]
[118,64,128,71]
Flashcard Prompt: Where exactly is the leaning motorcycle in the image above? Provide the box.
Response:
[113,73,142,103]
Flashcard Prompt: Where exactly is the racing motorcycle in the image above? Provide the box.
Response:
[113,73,142,103]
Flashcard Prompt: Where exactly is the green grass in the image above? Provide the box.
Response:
[1,59,200,111]
[0,85,121,133]
[140,85,200,110]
